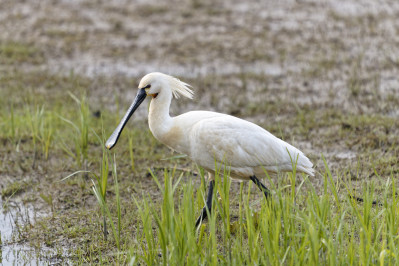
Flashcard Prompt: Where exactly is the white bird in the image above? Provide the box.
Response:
[106,72,314,226]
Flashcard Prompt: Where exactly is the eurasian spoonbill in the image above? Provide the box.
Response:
[106,72,314,226]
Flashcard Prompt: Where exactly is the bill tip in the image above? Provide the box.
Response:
[105,141,113,150]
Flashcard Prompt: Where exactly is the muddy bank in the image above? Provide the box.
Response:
[1,0,398,263]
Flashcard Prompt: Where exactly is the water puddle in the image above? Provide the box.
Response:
[335,151,357,160]
[0,197,65,265]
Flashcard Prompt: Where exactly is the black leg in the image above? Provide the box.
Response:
[195,180,215,227]
[250,175,271,198]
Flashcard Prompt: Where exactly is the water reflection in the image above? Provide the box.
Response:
[0,197,50,265]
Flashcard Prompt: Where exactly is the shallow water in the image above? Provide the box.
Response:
[0,198,61,265]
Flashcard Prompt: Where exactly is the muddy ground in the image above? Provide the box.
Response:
[1,0,398,264]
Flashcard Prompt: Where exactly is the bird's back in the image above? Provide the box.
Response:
[176,111,314,179]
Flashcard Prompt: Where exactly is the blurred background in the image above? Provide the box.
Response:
[1,0,398,264]
[2,0,398,174]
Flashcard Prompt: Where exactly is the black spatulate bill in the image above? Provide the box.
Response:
[105,88,147,149]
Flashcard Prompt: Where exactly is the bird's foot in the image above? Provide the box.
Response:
[250,175,271,199]
[195,208,208,227]
[195,180,215,227]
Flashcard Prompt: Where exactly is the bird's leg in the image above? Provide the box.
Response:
[195,179,215,227]
[250,175,271,198]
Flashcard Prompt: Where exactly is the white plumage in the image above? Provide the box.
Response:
[106,72,314,178]
[137,72,313,179]
[106,72,314,224]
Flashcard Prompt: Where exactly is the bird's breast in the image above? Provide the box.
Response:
[153,125,189,155]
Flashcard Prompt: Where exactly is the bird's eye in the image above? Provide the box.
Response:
[143,84,151,89]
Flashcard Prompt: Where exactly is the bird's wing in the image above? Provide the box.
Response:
[191,115,312,172]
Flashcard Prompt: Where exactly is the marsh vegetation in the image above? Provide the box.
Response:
[1,0,399,264]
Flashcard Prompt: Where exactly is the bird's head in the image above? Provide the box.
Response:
[139,72,194,99]
[105,72,193,150]
[138,72,163,99]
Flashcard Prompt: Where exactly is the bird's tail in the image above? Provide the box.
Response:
[296,154,315,177]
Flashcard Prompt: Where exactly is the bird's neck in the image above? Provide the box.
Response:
[148,91,173,138]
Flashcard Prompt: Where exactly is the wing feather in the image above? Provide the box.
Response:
[190,114,313,176]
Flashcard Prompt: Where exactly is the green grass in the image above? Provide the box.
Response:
[2,1,399,263]
[119,164,399,265]
[0,42,44,65]
[1,180,31,198]
[0,69,398,265]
